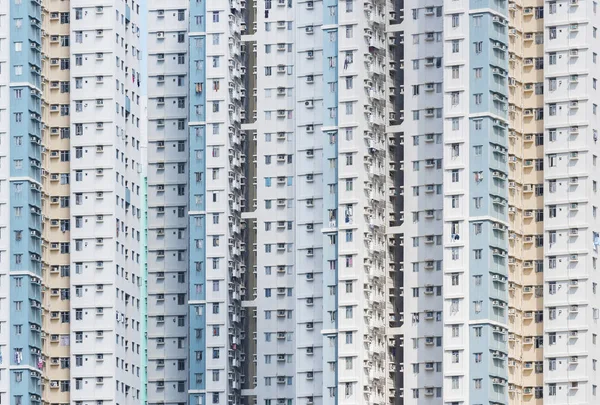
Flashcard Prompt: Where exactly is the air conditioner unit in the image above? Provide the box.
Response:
[307,50,314,59]
[157,32,165,39]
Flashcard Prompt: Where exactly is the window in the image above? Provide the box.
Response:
[451,92,460,106]
[452,40,460,53]
[451,14,459,27]
[452,66,460,79]
[452,118,460,130]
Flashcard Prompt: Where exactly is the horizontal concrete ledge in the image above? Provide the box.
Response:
[241,211,257,219]
[386,225,403,235]
[387,22,404,33]
[387,123,403,132]
[387,326,403,335]
[242,300,256,308]
[241,34,256,42]
[241,123,257,131]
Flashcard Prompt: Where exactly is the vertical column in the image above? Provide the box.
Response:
[69,1,143,403]
[507,1,545,402]
[402,2,445,403]
[146,2,190,403]
[8,0,44,403]
[0,0,10,399]
[188,1,207,403]
[42,0,72,403]
[188,1,246,404]
[544,0,599,403]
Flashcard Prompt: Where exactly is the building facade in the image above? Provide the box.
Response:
[43,1,72,404]
[507,1,545,402]
[187,1,246,405]
[146,2,190,403]
[68,1,145,404]
[4,0,600,404]
[3,0,45,404]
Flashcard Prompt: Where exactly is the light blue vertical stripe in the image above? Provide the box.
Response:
[468,4,509,404]
[9,0,43,404]
[188,1,207,403]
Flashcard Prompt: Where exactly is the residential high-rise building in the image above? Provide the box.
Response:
[186,2,246,405]
[542,1,600,403]
[507,1,545,402]
[146,2,190,403]
[2,0,45,404]
[250,1,403,405]
[68,1,144,404]
[43,1,72,404]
